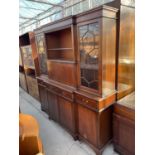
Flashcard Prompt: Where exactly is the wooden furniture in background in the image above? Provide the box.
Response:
[35,32,48,113]
[113,1,135,154]
[117,0,135,100]
[19,48,28,92]
[19,113,44,155]
[19,32,39,100]
[113,92,135,155]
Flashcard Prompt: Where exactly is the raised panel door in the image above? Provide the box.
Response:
[38,84,48,114]
[58,97,74,133]
[47,90,59,122]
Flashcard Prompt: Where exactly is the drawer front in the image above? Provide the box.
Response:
[61,90,73,101]
[45,83,73,101]
[75,94,98,110]
[37,78,43,84]
[46,84,61,94]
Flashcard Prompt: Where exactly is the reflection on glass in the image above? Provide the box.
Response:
[79,22,99,90]
[19,49,22,66]
[37,35,47,75]
[21,45,34,68]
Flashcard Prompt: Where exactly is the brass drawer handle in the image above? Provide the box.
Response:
[82,98,89,103]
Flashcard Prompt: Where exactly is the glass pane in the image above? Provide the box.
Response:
[19,48,23,66]
[36,35,47,74]
[22,45,34,68]
[79,22,99,90]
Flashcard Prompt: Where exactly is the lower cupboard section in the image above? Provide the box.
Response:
[37,79,114,155]
[113,104,135,155]
[47,89,77,139]
[38,84,48,114]
[77,104,113,155]
[26,75,39,100]
[19,72,28,92]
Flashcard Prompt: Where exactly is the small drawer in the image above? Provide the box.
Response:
[37,79,43,84]
[61,90,73,100]
[46,84,61,94]
[75,94,98,110]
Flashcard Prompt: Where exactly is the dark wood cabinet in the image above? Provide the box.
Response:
[19,32,39,100]
[113,92,135,155]
[34,16,78,139]
[58,97,75,134]
[19,45,28,92]
[38,82,48,114]
[26,75,39,100]
[75,6,118,155]
[77,16,117,96]
[47,89,59,122]
[40,77,77,139]
[19,72,27,92]
[117,0,135,100]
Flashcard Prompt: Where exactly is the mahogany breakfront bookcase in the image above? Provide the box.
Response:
[19,32,40,100]
[34,5,119,155]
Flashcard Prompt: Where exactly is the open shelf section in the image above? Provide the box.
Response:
[45,27,74,61]
[47,59,75,64]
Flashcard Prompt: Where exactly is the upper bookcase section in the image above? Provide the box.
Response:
[35,15,76,34]
[37,16,76,62]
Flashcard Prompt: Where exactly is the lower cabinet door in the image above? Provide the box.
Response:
[77,104,98,146]
[19,73,27,92]
[26,76,39,100]
[58,97,74,133]
[47,90,59,122]
[113,113,135,155]
[38,84,48,114]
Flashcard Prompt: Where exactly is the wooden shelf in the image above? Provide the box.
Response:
[24,66,35,70]
[80,63,98,70]
[48,59,75,64]
[48,48,73,51]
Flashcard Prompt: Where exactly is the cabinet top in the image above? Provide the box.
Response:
[121,0,135,7]
[34,15,76,34]
[34,5,118,34]
[117,91,135,110]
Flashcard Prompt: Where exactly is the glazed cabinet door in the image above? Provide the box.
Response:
[58,97,75,133]
[35,34,48,75]
[38,84,48,114]
[47,90,59,122]
[21,45,34,69]
[77,20,101,93]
